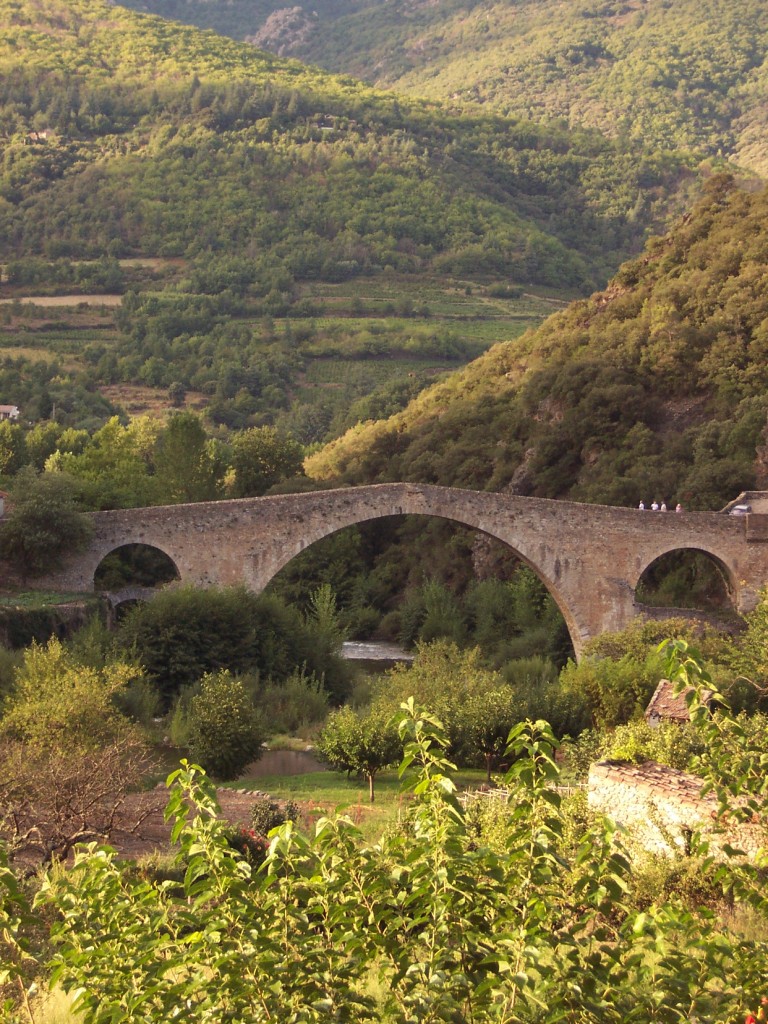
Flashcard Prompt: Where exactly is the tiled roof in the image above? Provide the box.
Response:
[590,759,711,809]
[644,679,711,722]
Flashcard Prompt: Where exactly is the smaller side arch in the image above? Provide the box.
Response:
[633,545,738,616]
[93,542,181,593]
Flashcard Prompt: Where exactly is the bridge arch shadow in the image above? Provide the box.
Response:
[263,513,576,663]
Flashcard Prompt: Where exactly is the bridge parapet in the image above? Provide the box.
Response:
[746,514,768,542]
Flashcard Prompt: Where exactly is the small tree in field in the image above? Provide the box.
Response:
[0,639,152,864]
[316,702,401,802]
[458,688,524,782]
[187,671,264,781]
[0,468,92,582]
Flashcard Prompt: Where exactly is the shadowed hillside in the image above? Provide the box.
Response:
[0,0,691,291]
[121,0,768,176]
[307,175,768,512]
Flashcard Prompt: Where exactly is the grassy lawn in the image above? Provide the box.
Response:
[0,590,101,608]
[221,766,488,841]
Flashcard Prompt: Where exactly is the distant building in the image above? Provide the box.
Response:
[644,678,712,727]
[0,405,19,421]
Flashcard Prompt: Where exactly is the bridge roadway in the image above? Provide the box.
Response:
[35,483,768,657]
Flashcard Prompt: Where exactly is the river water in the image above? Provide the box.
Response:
[241,748,323,779]
[341,640,413,664]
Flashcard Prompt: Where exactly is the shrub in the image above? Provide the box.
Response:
[256,671,329,735]
[558,650,662,728]
[117,586,352,705]
[224,826,270,868]
[559,728,604,782]
[167,683,200,748]
[629,851,725,912]
[0,644,21,713]
[250,797,300,837]
[499,654,559,687]
[603,719,706,770]
[187,671,265,781]
[113,677,162,727]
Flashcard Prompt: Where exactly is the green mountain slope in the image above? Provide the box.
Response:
[0,0,691,291]
[124,0,768,176]
[306,175,768,511]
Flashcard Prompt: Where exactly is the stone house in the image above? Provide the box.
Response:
[588,759,764,861]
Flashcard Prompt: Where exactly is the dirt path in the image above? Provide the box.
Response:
[110,787,276,861]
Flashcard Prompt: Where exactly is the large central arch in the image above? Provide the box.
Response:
[256,507,582,653]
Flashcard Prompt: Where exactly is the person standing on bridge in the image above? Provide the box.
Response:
[675,503,683,512]
[651,500,659,511]
[660,502,667,511]
[638,501,645,510]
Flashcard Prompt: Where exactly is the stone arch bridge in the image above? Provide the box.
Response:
[35,483,768,657]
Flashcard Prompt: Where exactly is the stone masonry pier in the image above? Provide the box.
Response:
[31,483,768,657]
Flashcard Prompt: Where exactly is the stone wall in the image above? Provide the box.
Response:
[588,760,764,861]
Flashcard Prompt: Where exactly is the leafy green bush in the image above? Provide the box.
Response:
[724,587,768,711]
[629,850,726,913]
[117,586,352,705]
[167,683,200,749]
[602,719,706,770]
[250,797,300,837]
[113,677,162,727]
[0,645,21,714]
[499,655,557,686]
[255,671,329,736]
[187,671,265,781]
[558,650,663,729]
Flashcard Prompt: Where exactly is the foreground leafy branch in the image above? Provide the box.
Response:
[2,686,764,1022]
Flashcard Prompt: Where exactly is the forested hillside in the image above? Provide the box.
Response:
[0,0,687,291]
[307,175,768,512]
[124,0,768,176]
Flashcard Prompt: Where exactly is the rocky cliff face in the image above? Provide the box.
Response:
[246,6,317,56]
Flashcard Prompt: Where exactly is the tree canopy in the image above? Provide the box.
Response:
[0,469,92,580]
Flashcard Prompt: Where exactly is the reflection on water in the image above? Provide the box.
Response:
[341,641,414,662]
[241,748,323,779]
